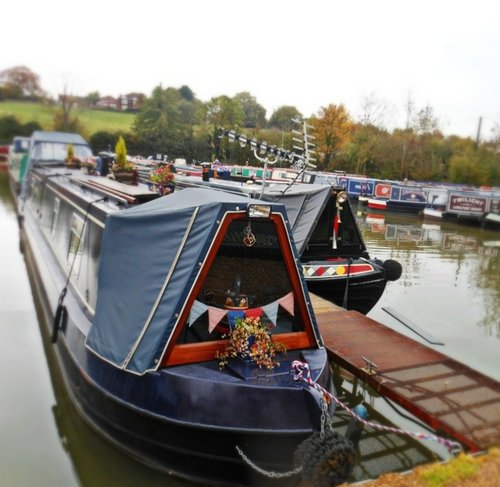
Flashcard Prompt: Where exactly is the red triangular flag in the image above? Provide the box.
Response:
[208,307,228,333]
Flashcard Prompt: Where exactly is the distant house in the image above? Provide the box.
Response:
[97,96,119,110]
[119,93,146,111]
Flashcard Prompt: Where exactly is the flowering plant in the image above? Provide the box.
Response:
[216,316,287,369]
[81,157,97,169]
[150,164,176,185]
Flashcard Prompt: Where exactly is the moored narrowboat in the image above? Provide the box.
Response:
[368,183,427,214]
[8,131,92,202]
[171,172,402,315]
[19,161,350,485]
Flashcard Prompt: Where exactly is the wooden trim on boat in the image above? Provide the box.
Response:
[166,332,311,366]
[161,212,318,367]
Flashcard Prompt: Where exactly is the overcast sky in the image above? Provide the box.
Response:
[3,0,499,139]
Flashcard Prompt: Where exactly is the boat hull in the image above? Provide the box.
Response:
[19,183,333,486]
[305,268,387,315]
[368,198,427,213]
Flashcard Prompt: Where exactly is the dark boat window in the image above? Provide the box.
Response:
[67,214,86,278]
[178,218,304,344]
[304,197,366,258]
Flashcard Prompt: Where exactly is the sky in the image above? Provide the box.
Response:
[2,0,499,139]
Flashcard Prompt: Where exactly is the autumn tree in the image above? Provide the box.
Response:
[0,66,45,99]
[311,104,354,170]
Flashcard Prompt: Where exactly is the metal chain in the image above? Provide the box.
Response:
[320,398,334,439]
[235,446,302,479]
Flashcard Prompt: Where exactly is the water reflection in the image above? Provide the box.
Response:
[357,204,500,379]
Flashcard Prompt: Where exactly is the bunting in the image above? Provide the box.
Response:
[187,293,295,334]
[208,307,229,333]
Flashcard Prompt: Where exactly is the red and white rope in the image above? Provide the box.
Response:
[291,360,462,453]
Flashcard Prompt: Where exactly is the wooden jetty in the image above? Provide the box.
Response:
[310,294,500,452]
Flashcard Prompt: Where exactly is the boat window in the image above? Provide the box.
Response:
[305,196,365,258]
[67,213,86,278]
[177,218,304,345]
[50,197,60,237]
[391,187,401,200]
[14,138,29,153]
[31,142,92,164]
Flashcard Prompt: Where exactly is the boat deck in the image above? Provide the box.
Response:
[309,294,500,452]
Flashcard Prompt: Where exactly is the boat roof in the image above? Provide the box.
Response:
[86,188,318,374]
[259,183,333,254]
[175,175,333,255]
[31,130,89,145]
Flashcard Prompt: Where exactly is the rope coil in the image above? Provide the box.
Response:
[292,360,463,454]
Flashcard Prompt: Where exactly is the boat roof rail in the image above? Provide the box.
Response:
[70,177,135,206]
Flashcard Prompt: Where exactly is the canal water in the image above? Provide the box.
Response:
[0,171,498,486]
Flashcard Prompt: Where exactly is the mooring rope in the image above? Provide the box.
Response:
[291,360,463,454]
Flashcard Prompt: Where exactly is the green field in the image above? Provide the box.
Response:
[0,101,136,135]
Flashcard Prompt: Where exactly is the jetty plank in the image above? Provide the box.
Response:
[310,297,500,452]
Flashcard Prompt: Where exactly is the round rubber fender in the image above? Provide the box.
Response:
[383,259,403,282]
[295,430,356,487]
[51,304,67,344]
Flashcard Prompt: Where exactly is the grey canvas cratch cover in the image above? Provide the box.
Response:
[175,177,333,256]
[85,188,307,374]
[259,184,332,254]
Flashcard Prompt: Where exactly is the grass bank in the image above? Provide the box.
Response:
[341,449,499,487]
[0,101,136,135]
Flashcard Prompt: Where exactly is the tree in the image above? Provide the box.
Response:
[269,106,302,131]
[179,85,195,102]
[0,115,42,143]
[133,85,185,157]
[412,104,440,135]
[0,66,45,99]
[203,96,244,160]
[53,87,82,133]
[448,146,490,186]
[233,92,267,128]
[84,91,100,108]
[358,92,395,129]
[311,104,354,170]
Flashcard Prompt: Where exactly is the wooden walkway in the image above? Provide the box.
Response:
[310,294,500,452]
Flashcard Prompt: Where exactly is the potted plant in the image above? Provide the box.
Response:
[65,143,81,169]
[81,157,97,175]
[216,316,287,369]
[112,136,137,184]
[149,164,176,195]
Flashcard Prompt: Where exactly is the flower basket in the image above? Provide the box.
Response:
[113,169,138,185]
[65,156,81,169]
[81,158,97,175]
[149,164,176,194]
[216,316,286,369]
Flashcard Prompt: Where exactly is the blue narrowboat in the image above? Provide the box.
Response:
[19,156,347,485]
